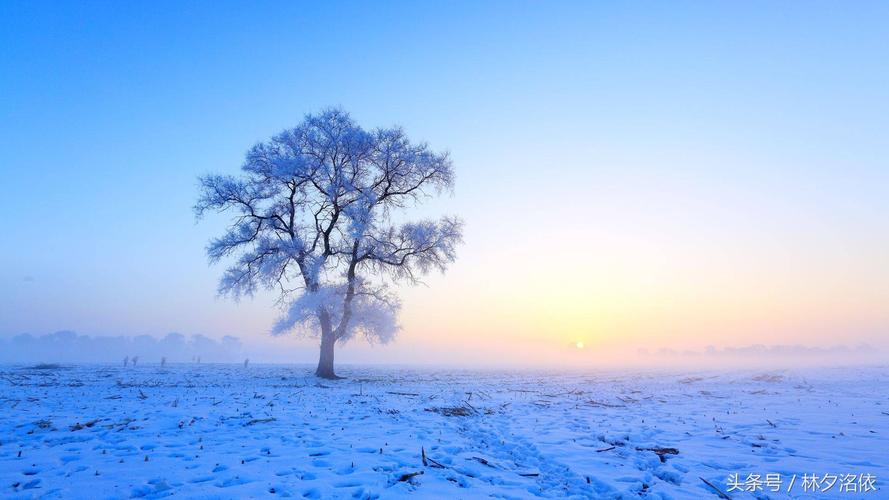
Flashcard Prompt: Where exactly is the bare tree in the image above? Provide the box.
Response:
[196,109,462,378]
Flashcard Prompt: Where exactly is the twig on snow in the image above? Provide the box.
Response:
[636,446,679,463]
[397,471,424,482]
[244,417,276,426]
[700,476,732,499]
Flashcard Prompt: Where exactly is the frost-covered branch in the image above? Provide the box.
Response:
[360,217,463,282]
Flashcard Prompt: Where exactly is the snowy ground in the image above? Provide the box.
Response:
[1,364,886,499]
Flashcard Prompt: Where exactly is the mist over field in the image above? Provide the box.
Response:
[1,331,882,371]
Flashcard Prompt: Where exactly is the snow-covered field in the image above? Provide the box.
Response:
[1,364,886,499]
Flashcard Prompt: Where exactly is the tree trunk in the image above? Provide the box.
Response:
[315,318,339,379]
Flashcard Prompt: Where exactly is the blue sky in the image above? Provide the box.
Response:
[2,1,888,364]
